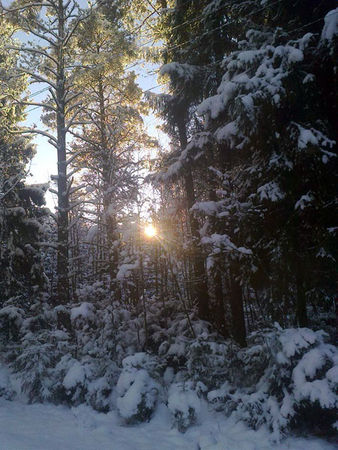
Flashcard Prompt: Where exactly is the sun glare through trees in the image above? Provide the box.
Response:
[144,223,157,238]
[0,0,337,448]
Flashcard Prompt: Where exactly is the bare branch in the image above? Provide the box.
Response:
[69,184,86,195]
[65,107,86,132]
[66,167,81,178]
[68,130,100,148]
[65,150,83,166]
[1,3,52,13]
[19,100,57,112]
[64,92,82,107]
[6,46,58,65]
[8,127,58,144]
[19,69,57,90]
[20,26,57,47]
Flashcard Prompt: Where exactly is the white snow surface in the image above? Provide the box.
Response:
[0,398,336,450]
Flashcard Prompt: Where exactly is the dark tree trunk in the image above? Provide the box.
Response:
[295,258,308,327]
[214,264,229,338]
[229,265,247,347]
[208,174,229,336]
[176,116,209,321]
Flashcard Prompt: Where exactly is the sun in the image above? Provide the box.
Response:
[144,223,157,238]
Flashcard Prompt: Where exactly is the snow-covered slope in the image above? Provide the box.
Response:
[0,398,335,450]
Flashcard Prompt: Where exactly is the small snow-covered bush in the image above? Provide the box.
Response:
[186,333,239,388]
[13,333,58,403]
[50,354,118,410]
[167,381,203,432]
[75,281,109,304]
[0,305,24,342]
[0,364,14,400]
[86,361,118,412]
[11,324,75,403]
[70,302,96,329]
[207,326,338,440]
[116,353,160,423]
[51,355,89,405]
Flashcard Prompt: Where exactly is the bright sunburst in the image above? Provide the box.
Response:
[144,223,157,238]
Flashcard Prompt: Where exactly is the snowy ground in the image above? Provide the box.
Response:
[0,398,336,450]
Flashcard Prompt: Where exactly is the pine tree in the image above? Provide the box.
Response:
[66,9,155,293]
[1,0,94,303]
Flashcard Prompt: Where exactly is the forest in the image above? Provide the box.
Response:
[0,0,337,448]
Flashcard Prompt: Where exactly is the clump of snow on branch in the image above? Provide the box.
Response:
[321,8,338,42]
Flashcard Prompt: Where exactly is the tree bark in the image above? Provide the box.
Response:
[229,265,247,347]
[176,116,209,321]
[214,263,229,337]
[56,0,69,303]
[97,76,120,298]
[295,256,308,327]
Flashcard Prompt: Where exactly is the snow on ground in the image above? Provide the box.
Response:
[0,398,336,450]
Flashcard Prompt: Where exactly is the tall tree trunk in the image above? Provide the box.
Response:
[214,263,229,337]
[98,76,120,297]
[217,143,246,344]
[229,264,247,347]
[295,255,308,327]
[208,175,229,336]
[56,0,69,303]
[176,116,209,321]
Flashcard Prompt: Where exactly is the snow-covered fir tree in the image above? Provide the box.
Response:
[0,1,337,447]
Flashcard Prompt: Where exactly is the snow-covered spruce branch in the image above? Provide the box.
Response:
[66,121,91,130]
[0,168,28,202]
[49,212,58,222]
[47,139,58,149]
